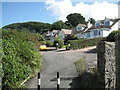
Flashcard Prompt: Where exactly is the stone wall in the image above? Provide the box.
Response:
[97,41,115,88]
[115,35,120,88]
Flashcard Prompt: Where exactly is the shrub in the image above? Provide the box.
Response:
[106,30,120,42]
[74,57,86,75]
[64,34,79,43]
[2,29,43,89]
[68,38,103,50]
[46,40,53,47]
[39,41,46,45]
[53,37,64,48]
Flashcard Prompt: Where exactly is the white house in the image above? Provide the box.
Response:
[42,30,59,41]
[71,21,92,39]
[84,18,120,39]
[59,29,72,40]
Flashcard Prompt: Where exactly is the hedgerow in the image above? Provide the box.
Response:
[2,29,43,89]
[106,30,120,42]
[68,37,103,49]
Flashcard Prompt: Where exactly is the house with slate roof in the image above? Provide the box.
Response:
[59,29,72,40]
[42,30,60,41]
[84,18,120,39]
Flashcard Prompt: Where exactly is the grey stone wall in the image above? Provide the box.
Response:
[115,35,120,88]
[97,41,115,88]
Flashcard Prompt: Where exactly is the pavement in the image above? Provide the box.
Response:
[24,46,97,88]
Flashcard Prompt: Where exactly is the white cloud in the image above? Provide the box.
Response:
[45,0,118,22]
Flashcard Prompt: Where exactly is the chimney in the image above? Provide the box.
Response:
[87,20,92,28]
[48,30,50,35]
[105,17,106,20]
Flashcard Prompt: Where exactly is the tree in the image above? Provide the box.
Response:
[89,18,95,25]
[66,13,86,27]
[52,20,70,30]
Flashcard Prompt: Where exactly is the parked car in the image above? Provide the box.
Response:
[39,44,48,50]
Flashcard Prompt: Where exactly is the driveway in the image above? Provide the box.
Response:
[24,46,97,88]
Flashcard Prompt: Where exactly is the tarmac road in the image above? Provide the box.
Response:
[24,46,97,89]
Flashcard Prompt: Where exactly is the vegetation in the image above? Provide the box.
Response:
[66,13,86,27]
[2,20,71,34]
[106,30,120,42]
[74,57,86,75]
[46,40,53,47]
[68,37,103,49]
[89,18,95,25]
[2,29,43,89]
[53,37,64,48]
[2,21,52,34]
[64,34,79,43]
[52,20,70,30]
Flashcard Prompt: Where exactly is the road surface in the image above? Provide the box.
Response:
[24,46,97,88]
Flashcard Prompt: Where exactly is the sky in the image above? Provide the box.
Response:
[1,0,120,28]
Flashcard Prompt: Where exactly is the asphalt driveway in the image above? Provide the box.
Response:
[24,46,97,88]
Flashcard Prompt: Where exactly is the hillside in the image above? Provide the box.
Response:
[2,21,52,34]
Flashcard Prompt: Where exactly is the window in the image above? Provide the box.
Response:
[77,26,82,31]
[104,20,110,26]
[76,34,80,38]
[94,30,98,36]
[87,32,90,38]
[60,36,63,40]
[50,32,53,36]
[99,30,101,35]
[95,21,101,27]
[51,38,54,42]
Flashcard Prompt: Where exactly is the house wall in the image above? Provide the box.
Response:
[103,30,110,37]
[111,22,118,30]
[76,24,84,31]
[59,30,64,40]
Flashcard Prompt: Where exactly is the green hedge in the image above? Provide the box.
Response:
[106,30,120,42]
[74,57,86,75]
[68,38,103,49]
[46,40,53,47]
[2,29,43,89]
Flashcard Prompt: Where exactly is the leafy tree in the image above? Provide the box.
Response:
[53,37,64,48]
[52,20,70,30]
[66,13,86,27]
[89,18,95,25]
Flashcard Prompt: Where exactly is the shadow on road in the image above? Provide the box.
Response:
[84,48,97,54]
[56,49,68,52]
[50,77,76,81]
[69,72,102,88]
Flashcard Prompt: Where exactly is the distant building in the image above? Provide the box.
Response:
[59,29,72,40]
[84,18,120,39]
[42,30,60,42]
[71,18,120,39]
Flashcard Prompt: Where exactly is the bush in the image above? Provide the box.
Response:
[46,40,53,47]
[74,57,86,75]
[2,29,43,89]
[39,41,46,45]
[106,30,120,42]
[64,34,79,43]
[68,38,103,50]
[53,37,64,48]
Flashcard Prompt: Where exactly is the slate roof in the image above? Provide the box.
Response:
[62,29,72,35]
[84,18,120,33]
